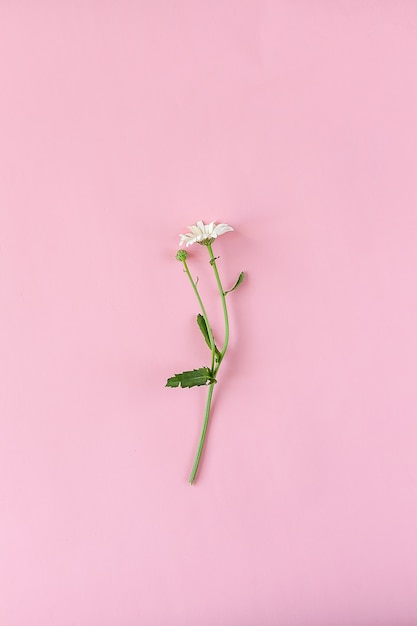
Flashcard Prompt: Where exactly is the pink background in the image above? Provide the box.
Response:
[1,2,417,625]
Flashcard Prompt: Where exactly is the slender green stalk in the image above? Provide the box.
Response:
[182,259,216,372]
[189,382,215,484]
[207,243,230,367]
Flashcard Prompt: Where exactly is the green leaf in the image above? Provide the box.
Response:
[225,271,245,295]
[196,314,222,362]
[166,367,216,389]
[196,314,211,349]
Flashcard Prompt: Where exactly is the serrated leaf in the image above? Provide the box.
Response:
[166,367,216,389]
[225,271,245,295]
[196,314,222,362]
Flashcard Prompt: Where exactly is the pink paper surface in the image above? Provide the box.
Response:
[1,2,417,625]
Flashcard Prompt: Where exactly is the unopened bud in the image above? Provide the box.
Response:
[176,249,188,262]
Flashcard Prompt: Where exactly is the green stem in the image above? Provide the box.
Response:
[182,259,216,372]
[207,243,230,370]
[189,382,215,484]
[184,245,230,485]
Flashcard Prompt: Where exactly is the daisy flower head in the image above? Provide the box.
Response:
[179,220,234,247]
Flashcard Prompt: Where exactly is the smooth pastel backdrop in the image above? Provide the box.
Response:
[1,2,417,625]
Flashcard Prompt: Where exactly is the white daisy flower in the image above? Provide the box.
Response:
[179,220,234,247]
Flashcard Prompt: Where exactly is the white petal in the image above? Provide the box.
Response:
[218,223,234,232]
[207,221,215,234]
[213,223,234,237]
[188,224,201,236]
[196,220,206,233]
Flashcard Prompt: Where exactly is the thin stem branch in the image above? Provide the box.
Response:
[207,244,230,368]
[182,259,216,372]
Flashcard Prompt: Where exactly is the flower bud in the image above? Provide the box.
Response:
[176,249,188,262]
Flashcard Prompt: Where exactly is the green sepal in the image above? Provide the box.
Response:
[196,314,222,362]
[225,271,245,295]
[166,367,216,389]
